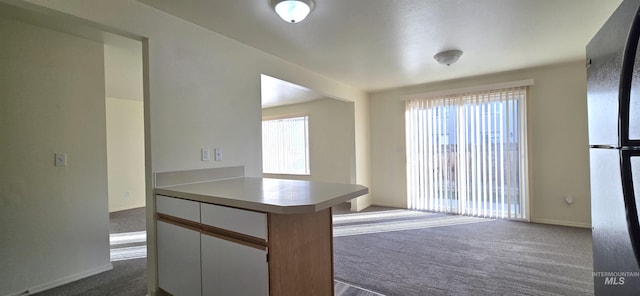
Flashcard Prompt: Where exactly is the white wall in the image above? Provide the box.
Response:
[106,97,145,212]
[262,98,355,184]
[353,93,371,211]
[15,0,368,177]
[0,16,111,295]
[9,0,370,294]
[369,61,592,228]
[104,34,143,101]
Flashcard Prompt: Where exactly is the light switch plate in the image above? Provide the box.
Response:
[201,148,211,161]
[214,147,222,161]
[55,153,67,167]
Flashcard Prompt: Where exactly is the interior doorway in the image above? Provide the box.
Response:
[260,74,357,210]
[103,33,147,261]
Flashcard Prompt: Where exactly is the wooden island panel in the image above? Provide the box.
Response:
[267,208,334,296]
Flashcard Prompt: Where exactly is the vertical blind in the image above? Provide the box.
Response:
[262,116,310,175]
[405,86,528,220]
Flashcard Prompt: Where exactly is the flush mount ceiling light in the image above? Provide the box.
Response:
[272,0,315,23]
[434,50,463,66]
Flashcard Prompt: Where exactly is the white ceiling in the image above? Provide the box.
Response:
[261,74,326,108]
[137,0,622,93]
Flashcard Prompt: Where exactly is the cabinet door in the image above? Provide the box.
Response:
[201,234,268,296]
[157,220,201,296]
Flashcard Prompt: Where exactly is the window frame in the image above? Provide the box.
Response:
[261,114,310,176]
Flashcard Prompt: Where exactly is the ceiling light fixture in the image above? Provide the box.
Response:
[272,0,315,23]
[434,50,463,66]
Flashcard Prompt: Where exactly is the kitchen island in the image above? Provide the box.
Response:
[154,177,368,296]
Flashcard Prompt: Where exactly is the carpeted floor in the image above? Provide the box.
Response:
[33,259,147,296]
[33,206,377,296]
[33,205,593,296]
[109,207,146,234]
[333,208,593,296]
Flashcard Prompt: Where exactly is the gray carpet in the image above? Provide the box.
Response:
[109,207,146,234]
[33,206,377,296]
[32,206,593,296]
[34,259,147,296]
[333,210,593,296]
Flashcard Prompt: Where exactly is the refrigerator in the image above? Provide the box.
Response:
[588,0,640,294]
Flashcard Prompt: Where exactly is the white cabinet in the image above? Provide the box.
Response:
[155,193,335,295]
[156,194,200,222]
[157,220,201,296]
[200,203,267,239]
[156,195,269,296]
[155,176,366,295]
[200,203,268,296]
[201,233,269,296]
[156,195,201,296]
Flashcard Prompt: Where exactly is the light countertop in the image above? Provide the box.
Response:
[154,177,368,214]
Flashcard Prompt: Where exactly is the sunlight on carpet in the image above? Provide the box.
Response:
[333,210,434,224]
[335,280,386,296]
[110,231,146,245]
[110,231,147,262]
[333,211,493,237]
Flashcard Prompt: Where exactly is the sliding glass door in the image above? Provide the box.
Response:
[405,87,528,220]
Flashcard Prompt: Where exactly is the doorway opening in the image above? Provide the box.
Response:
[104,33,147,261]
[260,74,357,209]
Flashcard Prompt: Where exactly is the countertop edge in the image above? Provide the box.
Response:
[154,185,369,215]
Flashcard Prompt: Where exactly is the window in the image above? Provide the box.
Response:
[262,115,310,175]
[405,86,528,219]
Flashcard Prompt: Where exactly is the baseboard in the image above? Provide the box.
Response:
[20,263,113,295]
[371,202,406,209]
[531,218,591,229]
[109,203,146,213]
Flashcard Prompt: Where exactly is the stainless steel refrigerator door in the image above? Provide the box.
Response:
[587,0,640,147]
[618,1,640,145]
[622,150,640,264]
[591,148,640,295]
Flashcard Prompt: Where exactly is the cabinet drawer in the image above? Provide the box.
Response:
[156,195,200,223]
[201,203,267,240]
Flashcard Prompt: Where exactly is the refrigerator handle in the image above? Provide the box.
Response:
[618,5,640,146]
[620,150,640,269]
